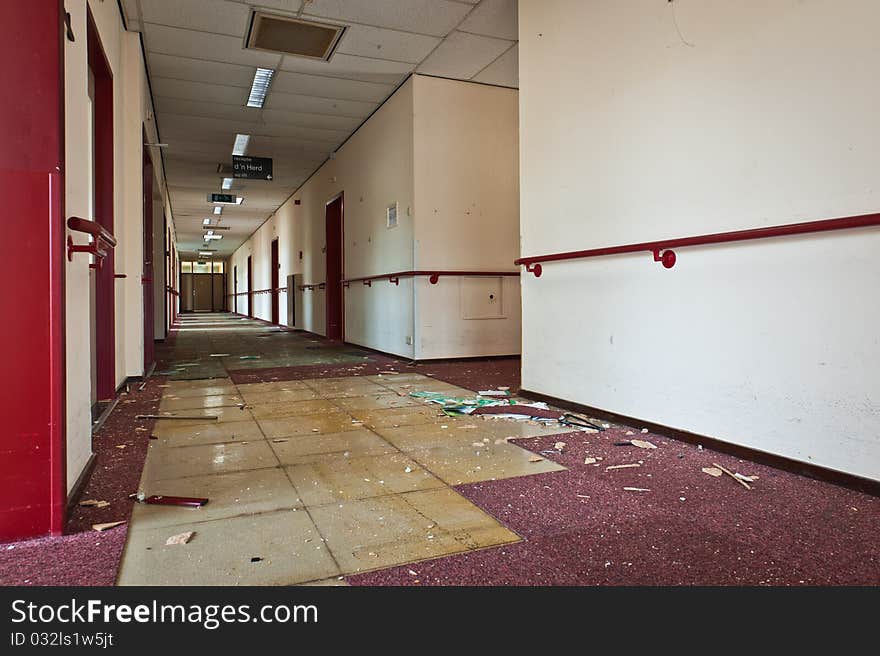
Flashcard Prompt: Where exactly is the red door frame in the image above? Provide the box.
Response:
[0,0,67,540]
[247,255,253,318]
[270,238,280,324]
[325,194,344,341]
[88,9,116,400]
[142,135,155,368]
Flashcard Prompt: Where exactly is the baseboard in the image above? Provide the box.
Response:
[519,388,880,497]
[65,452,97,513]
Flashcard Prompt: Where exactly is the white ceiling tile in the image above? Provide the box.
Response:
[144,23,281,69]
[279,52,412,85]
[458,0,517,41]
[263,91,376,119]
[271,70,393,102]
[155,97,263,123]
[298,0,472,36]
[141,0,251,37]
[151,77,248,105]
[335,23,440,64]
[256,109,362,132]
[472,44,517,87]
[148,53,255,88]
[417,31,513,79]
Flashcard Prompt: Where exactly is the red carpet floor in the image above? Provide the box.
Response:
[347,428,880,585]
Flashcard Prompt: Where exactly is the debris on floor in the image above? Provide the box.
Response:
[630,439,657,450]
[713,462,752,490]
[79,499,110,508]
[623,487,651,493]
[554,441,567,452]
[702,467,723,477]
[606,463,641,471]
[583,457,597,465]
[136,414,219,421]
[143,495,209,507]
[528,456,544,463]
[92,521,126,532]
[165,531,195,546]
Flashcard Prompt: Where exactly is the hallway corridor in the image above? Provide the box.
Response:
[3,315,877,586]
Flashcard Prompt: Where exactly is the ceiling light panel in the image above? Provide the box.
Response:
[246,68,275,108]
[232,133,251,156]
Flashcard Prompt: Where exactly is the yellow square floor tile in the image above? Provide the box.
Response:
[159,383,239,398]
[142,440,278,482]
[257,412,362,439]
[303,378,388,398]
[402,488,520,550]
[118,510,339,586]
[269,429,396,466]
[238,388,319,405]
[332,393,421,412]
[148,405,253,426]
[150,419,264,445]
[308,495,468,574]
[158,394,243,412]
[286,452,444,506]
[248,399,340,420]
[131,468,303,530]
[348,405,447,429]
[236,380,311,395]
[407,441,566,486]
[372,420,490,451]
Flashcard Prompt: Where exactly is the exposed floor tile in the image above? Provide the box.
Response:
[158,394,243,412]
[270,429,396,466]
[348,405,447,429]
[151,419,264,446]
[132,468,303,530]
[286,452,444,506]
[248,399,341,420]
[257,412,364,439]
[407,441,566,485]
[141,440,278,482]
[238,388,319,405]
[118,510,339,586]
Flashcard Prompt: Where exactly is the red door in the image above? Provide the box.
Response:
[325,195,344,340]
[270,238,280,324]
[89,10,116,400]
[247,255,253,318]
[0,0,67,540]
[142,143,155,369]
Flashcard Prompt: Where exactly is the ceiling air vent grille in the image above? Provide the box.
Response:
[246,12,346,61]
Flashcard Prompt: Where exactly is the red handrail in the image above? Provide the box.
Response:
[342,270,520,287]
[515,212,880,276]
[67,216,117,267]
[227,287,288,296]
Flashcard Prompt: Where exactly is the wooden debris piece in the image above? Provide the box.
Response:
[529,456,544,463]
[165,531,195,546]
[606,463,641,471]
[623,487,650,492]
[583,457,597,465]
[92,521,125,532]
[136,414,218,421]
[630,439,657,450]
[702,467,723,477]
[79,499,110,508]
[554,441,567,451]
[713,462,752,490]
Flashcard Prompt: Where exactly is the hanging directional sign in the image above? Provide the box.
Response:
[232,155,273,180]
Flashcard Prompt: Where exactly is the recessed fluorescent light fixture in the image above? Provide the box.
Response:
[204,234,223,241]
[246,68,274,108]
[202,218,211,226]
[222,177,233,190]
[213,206,222,215]
[232,134,251,156]
[206,230,214,236]
[199,251,214,257]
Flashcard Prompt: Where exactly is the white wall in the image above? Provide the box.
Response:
[64,0,175,490]
[519,0,880,480]
[230,75,522,360]
[231,78,416,358]
[412,75,521,358]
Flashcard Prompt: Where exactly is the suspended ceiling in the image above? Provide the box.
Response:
[121,0,519,258]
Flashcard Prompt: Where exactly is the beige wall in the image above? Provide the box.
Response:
[64,0,175,490]
[412,75,520,359]
[519,0,880,480]
[230,75,522,360]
